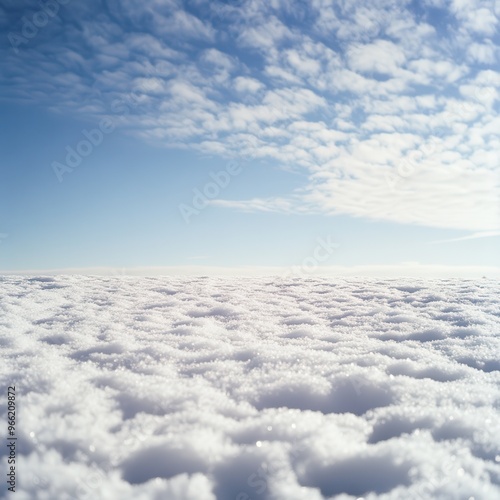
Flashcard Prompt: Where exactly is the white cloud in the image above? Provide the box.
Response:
[463,7,498,35]
[167,80,214,108]
[237,15,292,50]
[264,65,304,84]
[348,40,406,75]
[408,59,468,83]
[200,48,235,70]
[284,49,322,76]
[133,77,166,94]
[233,76,265,93]
[157,10,216,41]
[466,41,497,63]
[125,33,183,59]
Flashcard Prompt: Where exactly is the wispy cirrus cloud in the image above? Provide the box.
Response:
[429,230,500,244]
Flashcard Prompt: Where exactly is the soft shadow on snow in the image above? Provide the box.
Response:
[299,453,412,497]
[121,442,208,484]
[255,376,393,416]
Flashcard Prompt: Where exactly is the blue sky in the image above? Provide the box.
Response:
[0,0,499,276]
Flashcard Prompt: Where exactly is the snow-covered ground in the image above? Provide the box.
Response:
[1,276,499,499]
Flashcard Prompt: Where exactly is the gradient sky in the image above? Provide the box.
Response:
[0,0,499,275]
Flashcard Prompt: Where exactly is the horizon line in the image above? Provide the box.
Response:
[1,264,499,278]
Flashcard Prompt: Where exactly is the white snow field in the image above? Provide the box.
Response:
[1,276,500,500]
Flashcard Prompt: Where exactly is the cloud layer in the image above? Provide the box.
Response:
[2,0,499,230]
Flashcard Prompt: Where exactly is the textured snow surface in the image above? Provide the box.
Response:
[1,276,500,500]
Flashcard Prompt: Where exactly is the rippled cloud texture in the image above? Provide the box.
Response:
[2,0,499,232]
